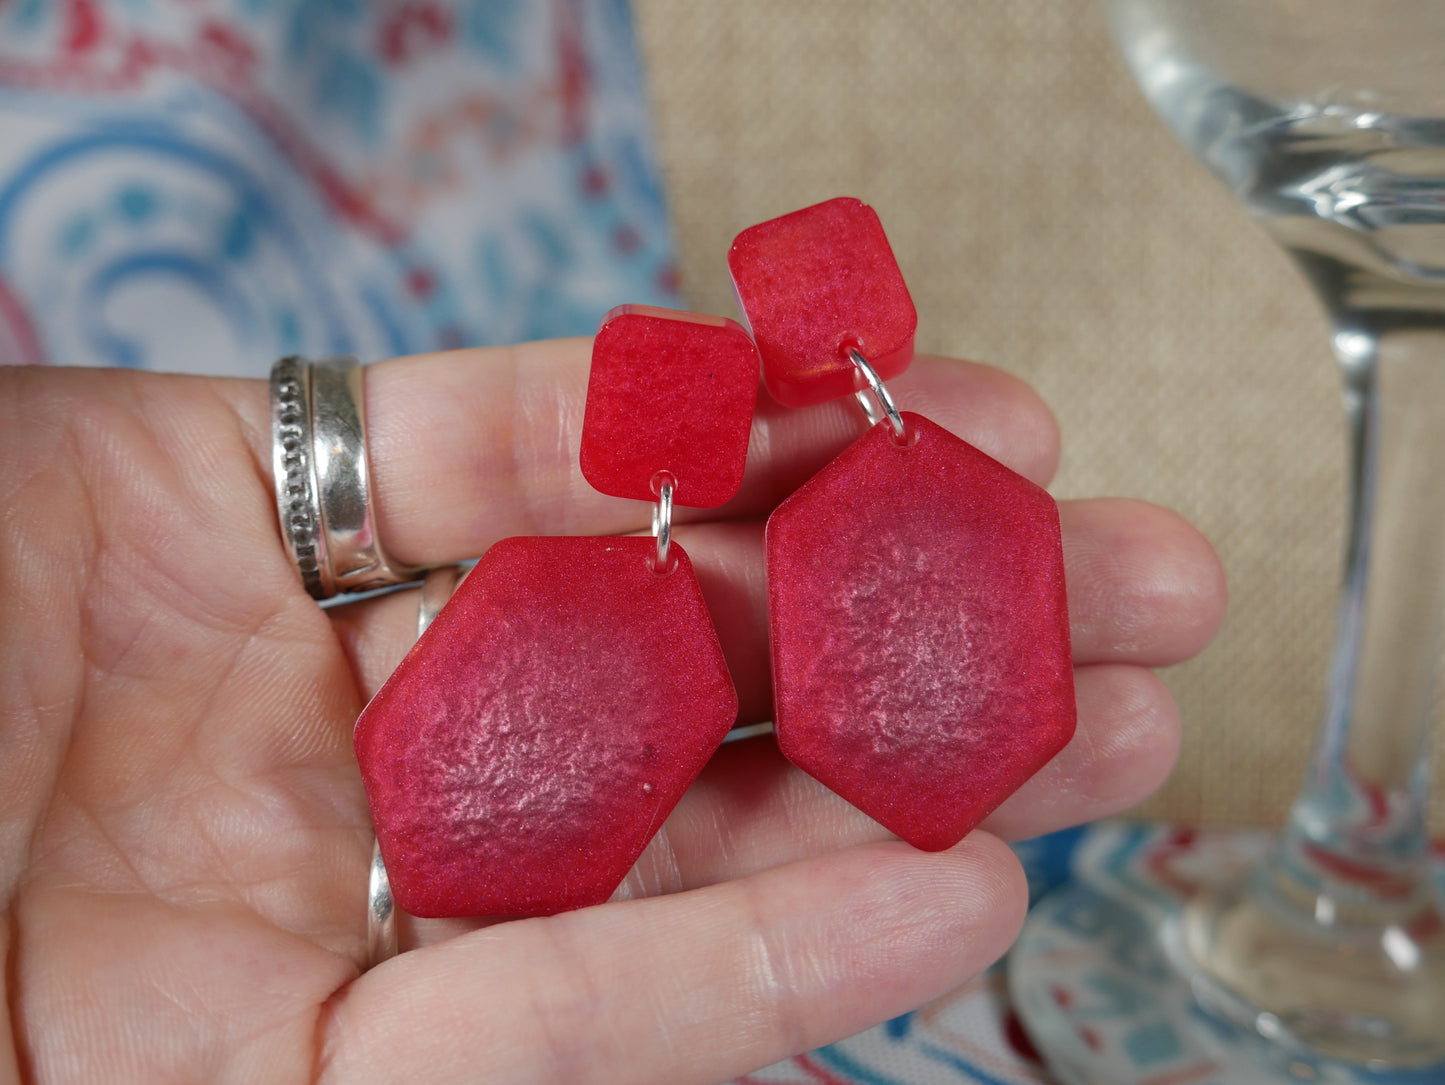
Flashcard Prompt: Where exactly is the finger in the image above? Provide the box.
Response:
[393,659,1176,960]
[383,659,1179,949]
[976,663,1181,841]
[328,584,433,699]
[621,661,1180,897]
[315,836,1028,1085]
[1061,498,1227,666]
[334,496,1223,721]
[226,343,1061,568]
[679,501,1224,708]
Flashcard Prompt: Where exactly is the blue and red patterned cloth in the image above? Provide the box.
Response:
[737,824,1445,1085]
[0,0,679,374]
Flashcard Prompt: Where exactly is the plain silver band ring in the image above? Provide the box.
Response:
[416,564,465,638]
[366,564,466,968]
[270,355,426,599]
[366,839,397,966]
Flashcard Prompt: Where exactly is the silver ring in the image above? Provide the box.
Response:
[416,564,465,638]
[270,355,426,599]
[651,473,675,573]
[366,564,465,968]
[366,839,397,966]
[848,348,907,441]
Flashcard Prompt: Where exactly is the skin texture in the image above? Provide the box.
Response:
[0,341,1226,1084]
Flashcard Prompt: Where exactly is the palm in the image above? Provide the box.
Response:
[1,345,1225,1084]
[1,371,363,1079]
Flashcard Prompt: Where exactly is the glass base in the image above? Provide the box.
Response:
[1007,825,1445,1085]
[1182,869,1445,1067]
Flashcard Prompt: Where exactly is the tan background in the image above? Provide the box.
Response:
[633,0,1444,831]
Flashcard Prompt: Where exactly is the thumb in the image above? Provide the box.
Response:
[315,835,1027,1085]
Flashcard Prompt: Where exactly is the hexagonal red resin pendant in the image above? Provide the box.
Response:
[767,413,1075,851]
[353,536,737,917]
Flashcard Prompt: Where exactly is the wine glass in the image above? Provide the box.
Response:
[1009,3,1445,1081]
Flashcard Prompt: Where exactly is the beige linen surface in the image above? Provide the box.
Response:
[634,0,1444,832]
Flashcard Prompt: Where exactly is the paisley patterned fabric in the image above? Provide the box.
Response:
[0,0,679,374]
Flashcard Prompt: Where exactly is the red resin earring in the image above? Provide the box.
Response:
[729,197,1076,852]
[353,305,759,918]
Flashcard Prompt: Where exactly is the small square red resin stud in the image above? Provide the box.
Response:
[582,305,760,508]
[728,197,917,408]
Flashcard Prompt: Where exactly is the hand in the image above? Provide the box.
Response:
[0,343,1224,1084]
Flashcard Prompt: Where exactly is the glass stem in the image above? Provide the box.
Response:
[1267,321,1445,928]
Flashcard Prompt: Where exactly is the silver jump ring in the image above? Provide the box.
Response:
[367,563,466,969]
[270,355,427,600]
[651,474,674,573]
[848,348,907,441]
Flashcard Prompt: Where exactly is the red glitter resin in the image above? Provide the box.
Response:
[766,413,1075,851]
[728,197,917,408]
[581,305,760,508]
[354,536,738,917]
